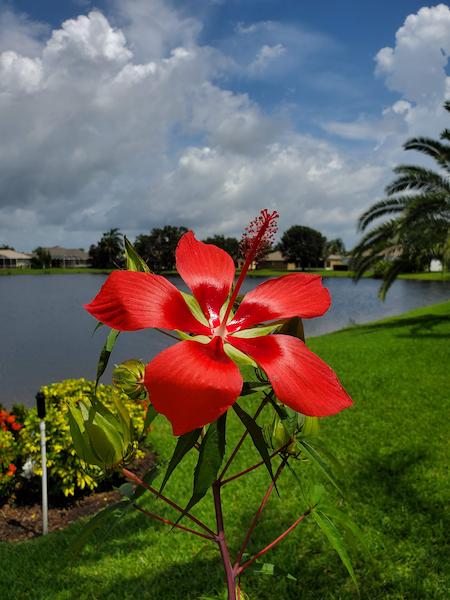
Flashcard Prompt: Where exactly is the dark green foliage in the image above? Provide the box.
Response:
[279,225,327,269]
[233,402,275,485]
[89,228,124,269]
[31,246,52,268]
[134,225,188,272]
[203,235,240,263]
[182,416,226,516]
[159,429,201,495]
[96,329,120,388]
[324,238,346,256]
[124,236,151,273]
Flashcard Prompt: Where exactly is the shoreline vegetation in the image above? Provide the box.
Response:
[1,300,449,599]
[0,266,449,281]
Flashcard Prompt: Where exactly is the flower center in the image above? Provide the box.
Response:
[213,323,228,340]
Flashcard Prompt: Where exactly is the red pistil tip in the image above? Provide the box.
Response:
[240,209,279,261]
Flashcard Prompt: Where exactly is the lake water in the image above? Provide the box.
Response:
[1,274,449,408]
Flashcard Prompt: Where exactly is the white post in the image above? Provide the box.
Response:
[36,392,48,535]
[40,419,48,535]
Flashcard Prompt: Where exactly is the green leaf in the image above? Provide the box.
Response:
[68,500,130,557]
[230,324,283,338]
[253,562,297,581]
[143,404,158,434]
[233,403,276,487]
[240,381,271,396]
[297,438,343,495]
[223,343,257,366]
[124,236,150,273]
[92,322,104,336]
[319,503,368,555]
[180,291,209,326]
[96,328,120,388]
[312,509,359,591]
[278,317,305,342]
[270,402,299,438]
[176,331,210,344]
[181,416,226,518]
[159,428,201,495]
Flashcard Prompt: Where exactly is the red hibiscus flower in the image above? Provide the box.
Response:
[85,210,352,435]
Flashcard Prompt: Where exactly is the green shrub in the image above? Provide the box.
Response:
[17,379,147,499]
[0,429,18,502]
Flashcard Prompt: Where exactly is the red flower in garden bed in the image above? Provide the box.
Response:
[0,410,22,432]
[6,464,16,477]
[85,210,352,435]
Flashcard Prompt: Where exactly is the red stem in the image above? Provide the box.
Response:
[234,460,285,567]
[132,504,215,541]
[213,482,237,600]
[122,468,215,536]
[221,444,290,486]
[237,511,309,574]
[218,399,267,481]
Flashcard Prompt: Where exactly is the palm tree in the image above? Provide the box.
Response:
[352,101,450,298]
[89,228,124,268]
[101,228,123,268]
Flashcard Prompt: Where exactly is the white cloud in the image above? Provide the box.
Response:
[5,1,444,252]
[322,4,450,164]
[375,4,450,104]
[0,7,48,56]
[248,43,286,74]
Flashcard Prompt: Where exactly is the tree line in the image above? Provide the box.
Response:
[87,225,346,271]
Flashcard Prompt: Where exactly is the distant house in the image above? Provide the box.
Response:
[43,246,90,268]
[0,249,32,269]
[256,250,296,271]
[380,245,403,261]
[325,254,350,271]
[430,259,443,272]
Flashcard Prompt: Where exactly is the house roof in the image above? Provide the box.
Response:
[260,250,287,261]
[0,249,32,259]
[43,246,89,259]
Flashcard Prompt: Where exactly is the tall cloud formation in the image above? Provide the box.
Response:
[0,2,448,250]
[325,4,450,148]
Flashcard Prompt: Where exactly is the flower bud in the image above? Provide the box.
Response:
[112,359,146,399]
[271,418,292,450]
[68,396,134,470]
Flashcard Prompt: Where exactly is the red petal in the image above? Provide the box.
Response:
[145,338,243,435]
[228,274,330,331]
[85,271,209,334]
[176,232,235,327]
[228,334,352,417]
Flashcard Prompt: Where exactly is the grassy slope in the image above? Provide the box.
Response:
[1,302,449,599]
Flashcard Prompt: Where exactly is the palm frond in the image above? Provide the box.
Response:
[386,165,450,195]
[404,193,450,225]
[359,196,415,231]
[378,259,407,300]
[404,137,450,169]
[440,128,450,142]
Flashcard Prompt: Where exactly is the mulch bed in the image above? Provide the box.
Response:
[0,453,156,542]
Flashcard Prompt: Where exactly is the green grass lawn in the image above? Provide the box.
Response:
[1,302,449,599]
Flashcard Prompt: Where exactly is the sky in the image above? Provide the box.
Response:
[0,0,449,251]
